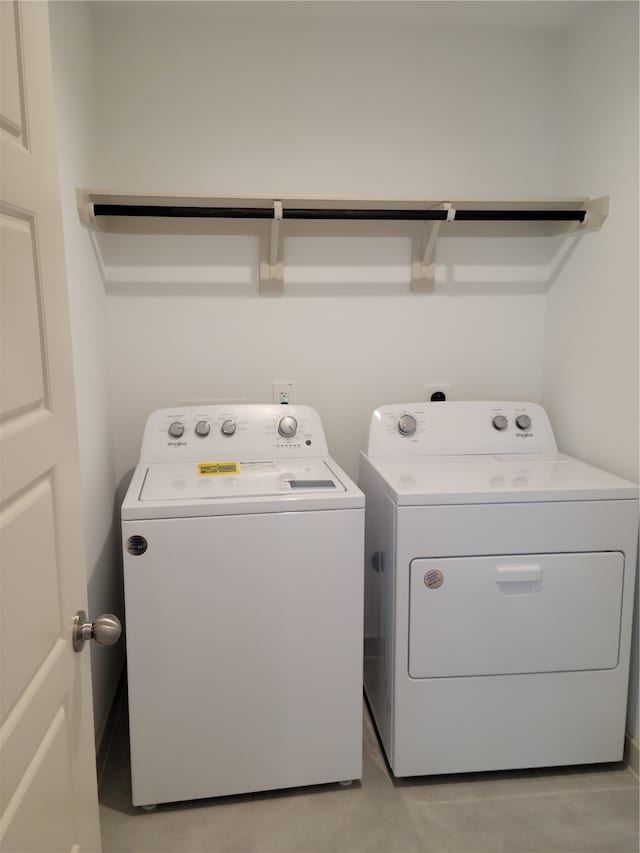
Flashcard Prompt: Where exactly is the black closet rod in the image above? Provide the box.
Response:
[92,204,587,223]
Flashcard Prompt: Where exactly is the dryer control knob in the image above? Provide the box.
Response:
[397,414,417,436]
[168,421,185,438]
[221,419,236,437]
[515,414,532,431]
[492,415,508,431]
[195,420,210,437]
[278,416,298,438]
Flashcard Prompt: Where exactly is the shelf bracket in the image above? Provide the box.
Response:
[411,203,455,292]
[259,200,284,294]
[76,189,99,231]
[579,196,609,231]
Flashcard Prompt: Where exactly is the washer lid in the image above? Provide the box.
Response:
[123,455,364,519]
[364,452,639,504]
[140,459,346,501]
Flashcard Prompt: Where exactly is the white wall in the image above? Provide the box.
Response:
[89,1,565,481]
[107,284,548,481]
[543,1,639,737]
[92,2,561,200]
[48,2,124,747]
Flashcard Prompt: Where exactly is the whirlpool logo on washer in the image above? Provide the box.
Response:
[424,569,444,589]
[127,536,148,556]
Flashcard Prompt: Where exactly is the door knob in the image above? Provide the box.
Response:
[73,610,122,652]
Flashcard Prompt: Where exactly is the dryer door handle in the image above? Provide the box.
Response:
[495,565,542,584]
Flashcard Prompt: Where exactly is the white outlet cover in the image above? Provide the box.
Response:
[273,381,296,404]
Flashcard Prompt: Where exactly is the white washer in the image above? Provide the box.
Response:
[122,404,364,807]
[359,401,638,777]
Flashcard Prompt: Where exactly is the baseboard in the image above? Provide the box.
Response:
[624,733,639,778]
[96,666,126,785]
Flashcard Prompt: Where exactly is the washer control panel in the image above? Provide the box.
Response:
[366,402,557,456]
[141,405,329,463]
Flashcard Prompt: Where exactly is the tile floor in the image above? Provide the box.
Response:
[100,700,639,853]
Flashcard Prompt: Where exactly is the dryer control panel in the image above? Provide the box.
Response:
[365,401,557,456]
[139,405,329,463]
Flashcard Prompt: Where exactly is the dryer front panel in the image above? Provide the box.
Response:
[409,552,624,678]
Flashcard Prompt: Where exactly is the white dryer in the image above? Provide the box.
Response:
[359,401,638,777]
[121,405,364,807]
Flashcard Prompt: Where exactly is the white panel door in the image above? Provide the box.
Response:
[0,3,101,851]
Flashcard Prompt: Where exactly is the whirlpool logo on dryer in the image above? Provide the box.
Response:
[168,440,187,447]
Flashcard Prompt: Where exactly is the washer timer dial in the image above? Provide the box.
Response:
[278,416,298,438]
[516,414,532,431]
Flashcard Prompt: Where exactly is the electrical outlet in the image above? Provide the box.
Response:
[273,381,296,405]
[425,383,451,402]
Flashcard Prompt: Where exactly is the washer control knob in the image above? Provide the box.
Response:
[168,421,185,438]
[515,414,532,431]
[492,415,508,431]
[278,416,298,438]
[397,414,417,436]
[221,419,236,437]
[195,420,210,437]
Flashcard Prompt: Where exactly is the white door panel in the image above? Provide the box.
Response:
[0,1,25,139]
[0,3,101,850]
[1,710,76,853]
[0,480,61,720]
[0,213,46,415]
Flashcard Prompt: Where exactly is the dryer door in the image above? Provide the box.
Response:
[409,552,624,678]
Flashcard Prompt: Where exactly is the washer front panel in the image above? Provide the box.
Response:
[123,507,364,805]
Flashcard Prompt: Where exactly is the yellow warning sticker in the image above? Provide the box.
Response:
[197,462,239,476]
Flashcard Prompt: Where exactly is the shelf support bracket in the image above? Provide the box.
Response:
[76,189,99,230]
[579,196,609,231]
[259,200,284,294]
[411,203,455,292]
